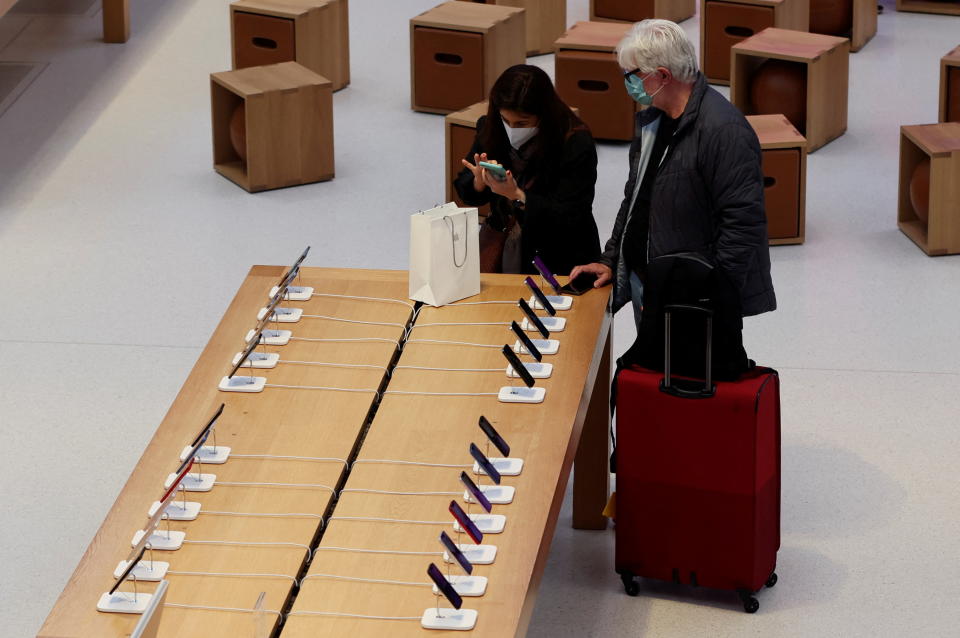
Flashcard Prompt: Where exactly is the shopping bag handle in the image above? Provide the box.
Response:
[443,215,468,268]
[659,303,716,399]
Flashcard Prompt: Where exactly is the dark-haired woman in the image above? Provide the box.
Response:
[453,64,601,275]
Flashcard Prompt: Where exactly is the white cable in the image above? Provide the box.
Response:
[229,454,348,468]
[164,603,283,616]
[302,573,429,588]
[300,314,405,329]
[352,459,470,470]
[213,481,336,492]
[264,384,380,397]
[202,511,324,520]
[328,516,448,526]
[287,610,420,621]
[166,570,297,584]
[445,300,516,306]
[278,360,389,373]
[411,321,510,329]
[309,292,415,310]
[290,336,400,347]
[340,488,459,496]
[394,365,502,373]
[313,546,442,557]
[181,540,312,559]
[384,390,498,397]
[405,338,501,349]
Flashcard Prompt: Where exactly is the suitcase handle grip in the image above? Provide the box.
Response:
[660,304,716,399]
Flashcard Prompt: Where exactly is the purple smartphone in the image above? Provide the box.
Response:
[532,256,562,294]
[469,442,502,485]
[460,471,492,513]
[439,531,473,575]
[524,277,556,316]
[449,500,484,545]
[427,563,463,610]
[478,416,510,457]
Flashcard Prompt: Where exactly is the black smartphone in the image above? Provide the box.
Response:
[279,246,310,290]
[449,500,484,545]
[469,442,502,485]
[109,545,147,596]
[524,277,556,316]
[502,345,536,389]
[427,563,463,610]
[532,256,562,294]
[518,298,549,339]
[228,332,263,379]
[478,416,510,457]
[460,471,492,513]
[175,427,210,476]
[510,321,542,362]
[560,271,599,296]
[188,404,225,449]
[439,531,473,575]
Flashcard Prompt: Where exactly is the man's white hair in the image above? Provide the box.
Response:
[616,19,699,83]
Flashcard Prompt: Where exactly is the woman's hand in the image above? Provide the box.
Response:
[461,153,490,193]
[481,163,523,201]
[569,262,613,288]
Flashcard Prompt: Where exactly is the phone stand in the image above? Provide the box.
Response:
[529,294,572,311]
[245,329,290,346]
[474,457,524,476]
[464,484,515,505]
[131,529,185,551]
[219,375,266,393]
[455,514,506,535]
[513,339,559,355]
[165,472,215,492]
[445,544,497,565]
[433,575,487,597]
[498,387,545,403]
[269,285,313,301]
[421,607,477,631]
[232,351,279,369]
[97,591,154,614]
[257,307,302,323]
[149,499,200,521]
[180,445,231,464]
[506,362,552,379]
[522,316,566,332]
[114,559,169,582]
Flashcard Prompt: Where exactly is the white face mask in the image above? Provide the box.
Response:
[502,118,539,150]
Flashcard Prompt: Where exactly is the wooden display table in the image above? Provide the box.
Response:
[941,45,960,123]
[747,114,807,245]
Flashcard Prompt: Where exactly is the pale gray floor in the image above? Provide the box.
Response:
[1,0,958,636]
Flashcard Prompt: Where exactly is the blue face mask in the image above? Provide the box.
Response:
[624,72,662,105]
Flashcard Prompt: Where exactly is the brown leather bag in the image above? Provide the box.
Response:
[479,215,516,273]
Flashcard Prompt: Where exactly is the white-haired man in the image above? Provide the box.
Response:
[571,19,775,325]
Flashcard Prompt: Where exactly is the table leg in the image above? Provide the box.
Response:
[572,323,611,530]
[102,0,130,43]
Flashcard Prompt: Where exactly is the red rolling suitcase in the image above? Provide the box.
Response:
[614,305,781,613]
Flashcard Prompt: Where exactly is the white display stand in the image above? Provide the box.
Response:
[522,316,566,332]
[454,514,506,534]
[219,375,266,393]
[433,574,487,597]
[507,362,552,379]
[97,591,155,614]
[464,484,515,505]
[421,607,477,630]
[445,544,497,565]
[180,445,231,464]
[114,559,169,582]
[269,285,313,301]
[257,307,302,323]
[131,529,185,551]
[513,339,559,355]
[149,499,200,521]
[245,329,291,346]
[498,386,545,403]
[474,457,524,476]
[529,294,572,311]
[165,472,215,492]
[232,351,279,369]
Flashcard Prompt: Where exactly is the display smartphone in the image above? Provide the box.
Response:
[175,427,211,476]
[532,256,562,294]
[560,271,599,296]
[469,442,502,485]
[254,288,287,335]
[524,277,556,316]
[460,471,493,513]
[478,416,510,457]
[502,345,536,389]
[279,246,311,289]
[449,500,484,544]
[439,531,473,575]
[427,563,463,610]
[478,161,507,181]
[229,331,264,379]
[109,545,147,595]
[189,404,225,449]
[510,321,543,362]
[518,298,549,339]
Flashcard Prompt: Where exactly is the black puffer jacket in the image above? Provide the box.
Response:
[599,73,776,317]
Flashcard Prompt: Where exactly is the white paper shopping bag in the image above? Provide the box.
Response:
[409,203,480,306]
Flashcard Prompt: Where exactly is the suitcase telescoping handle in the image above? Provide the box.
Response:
[660,303,716,399]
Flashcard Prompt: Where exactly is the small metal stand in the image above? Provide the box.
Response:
[513,338,560,355]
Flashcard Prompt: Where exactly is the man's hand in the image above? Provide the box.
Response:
[569,262,613,288]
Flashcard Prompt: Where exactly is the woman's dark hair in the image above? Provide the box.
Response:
[479,65,587,173]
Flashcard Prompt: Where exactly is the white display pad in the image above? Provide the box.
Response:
[114,559,169,582]
[164,472,215,492]
[513,339,559,356]
[507,362,552,379]
[498,386,545,403]
[245,329,291,346]
[232,351,279,369]
[97,592,154,614]
[219,375,266,393]
[454,514,506,535]
[257,307,302,323]
[521,316,566,333]
[269,285,313,301]
[433,575,487,597]
[180,445,231,464]
[149,499,200,521]
[131,529,185,551]
[529,294,572,311]
[445,544,497,565]
[422,607,477,631]
[474,457,524,477]
[464,484,515,505]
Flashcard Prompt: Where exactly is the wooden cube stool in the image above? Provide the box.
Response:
[231,0,350,91]
[701,0,808,85]
[940,46,960,123]
[747,114,807,244]
[896,0,960,16]
[445,101,492,213]
[808,0,875,52]
[731,28,848,153]
[589,0,696,24]
[211,62,334,192]
[456,0,566,56]
[898,123,960,255]
[411,1,525,114]
[555,21,636,141]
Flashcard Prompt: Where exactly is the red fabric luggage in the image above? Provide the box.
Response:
[614,307,781,613]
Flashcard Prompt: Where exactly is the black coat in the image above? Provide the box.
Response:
[599,73,777,317]
[453,116,601,276]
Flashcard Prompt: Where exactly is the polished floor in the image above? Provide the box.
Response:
[1,1,959,636]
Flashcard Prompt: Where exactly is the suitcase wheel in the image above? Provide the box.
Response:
[765,572,778,588]
[737,589,760,614]
[620,573,640,597]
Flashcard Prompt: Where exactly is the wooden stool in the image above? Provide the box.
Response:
[411,1,525,114]
[731,28,848,153]
[231,0,350,91]
[896,0,960,16]
[211,62,334,192]
[808,0,876,52]
[445,101,492,215]
[456,0,567,56]
[554,21,636,141]
[747,115,807,245]
[700,0,808,85]
[589,0,696,23]
[940,46,960,123]
[898,123,960,256]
